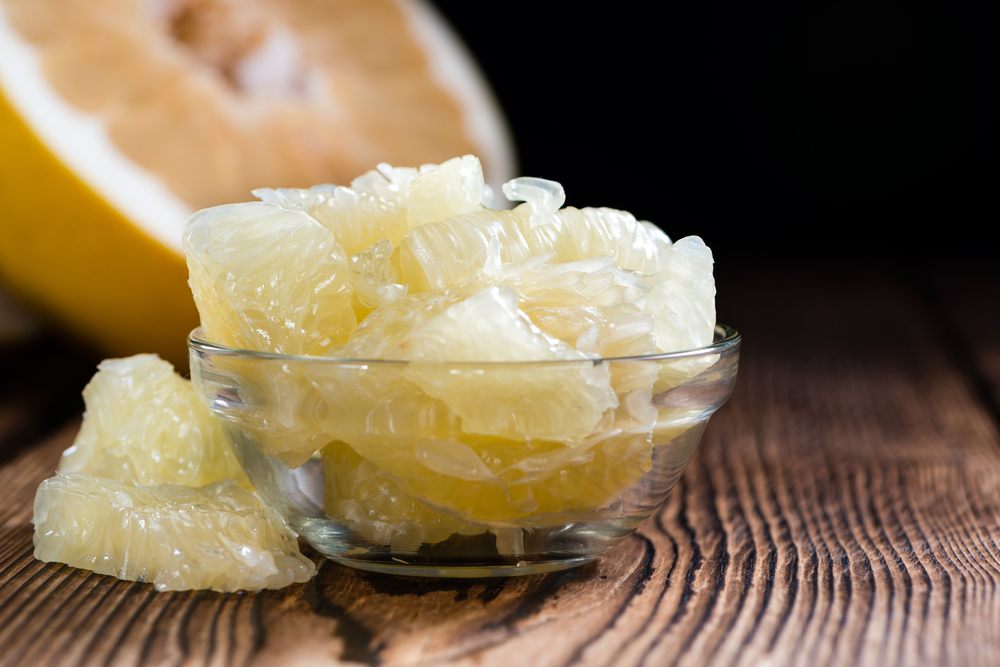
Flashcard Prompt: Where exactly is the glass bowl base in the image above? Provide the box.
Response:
[328,555,594,578]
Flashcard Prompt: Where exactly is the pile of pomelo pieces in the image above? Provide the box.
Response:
[33,156,715,591]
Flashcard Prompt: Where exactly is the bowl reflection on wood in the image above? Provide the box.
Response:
[189,324,740,578]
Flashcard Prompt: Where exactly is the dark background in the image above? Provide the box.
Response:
[433,2,997,266]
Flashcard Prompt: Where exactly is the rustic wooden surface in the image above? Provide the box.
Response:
[1,269,999,667]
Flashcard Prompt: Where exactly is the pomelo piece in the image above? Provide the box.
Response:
[338,286,618,442]
[322,442,479,552]
[0,0,512,364]
[349,239,407,315]
[394,178,675,293]
[640,235,717,353]
[184,202,356,355]
[556,207,674,276]
[339,430,655,525]
[236,363,463,468]
[394,205,552,292]
[256,155,488,256]
[60,354,246,487]
[33,473,315,592]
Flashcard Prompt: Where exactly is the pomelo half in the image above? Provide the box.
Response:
[0,0,512,364]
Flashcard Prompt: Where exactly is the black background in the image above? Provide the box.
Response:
[432,2,997,266]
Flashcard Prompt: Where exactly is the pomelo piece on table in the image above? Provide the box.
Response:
[34,352,314,591]
[0,0,512,365]
[33,473,315,592]
[60,354,247,487]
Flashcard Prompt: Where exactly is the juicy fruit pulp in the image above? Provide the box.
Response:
[33,354,315,591]
[34,474,314,592]
[185,203,356,355]
[186,154,717,550]
[61,354,246,487]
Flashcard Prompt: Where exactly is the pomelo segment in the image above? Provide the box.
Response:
[556,207,674,275]
[184,202,356,355]
[349,239,407,315]
[60,354,246,488]
[397,286,617,441]
[393,183,686,295]
[331,286,618,442]
[33,473,315,592]
[254,155,487,256]
[322,442,479,552]
[35,353,315,591]
[335,430,655,525]
[640,235,717,352]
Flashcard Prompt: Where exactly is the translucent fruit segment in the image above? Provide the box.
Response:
[394,205,558,292]
[339,286,618,441]
[556,207,674,275]
[349,239,407,315]
[641,235,717,352]
[33,474,315,592]
[395,198,676,293]
[60,354,246,487]
[185,202,356,355]
[236,363,463,467]
[321,442,480,552]
[338,430,656,524]
[254,156,486,255]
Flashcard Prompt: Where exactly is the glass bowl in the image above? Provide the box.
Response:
[189,324,740,578]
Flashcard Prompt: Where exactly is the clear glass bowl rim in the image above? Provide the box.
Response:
[188,323,740,366]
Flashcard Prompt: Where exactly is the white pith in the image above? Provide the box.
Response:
[0,3,192,252]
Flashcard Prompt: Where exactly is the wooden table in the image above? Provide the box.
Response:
[1,268,998,666]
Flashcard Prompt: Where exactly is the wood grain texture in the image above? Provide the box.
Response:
[1,270,1000,667]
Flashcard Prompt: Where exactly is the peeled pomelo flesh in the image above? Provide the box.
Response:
[254,155,488,257]
[393,286,617,441]
[180,155,716,545]
[322,442,480,552]
[328,286,618,442]
[60,354,246,488]
[641,235,717,353]
[33,473,315,592]
[556,207,674,276]
[349,239,406,315]
[184,202,356,355]
[333,429,656,525]
[33,353,315,591]
[394,178,678,293]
